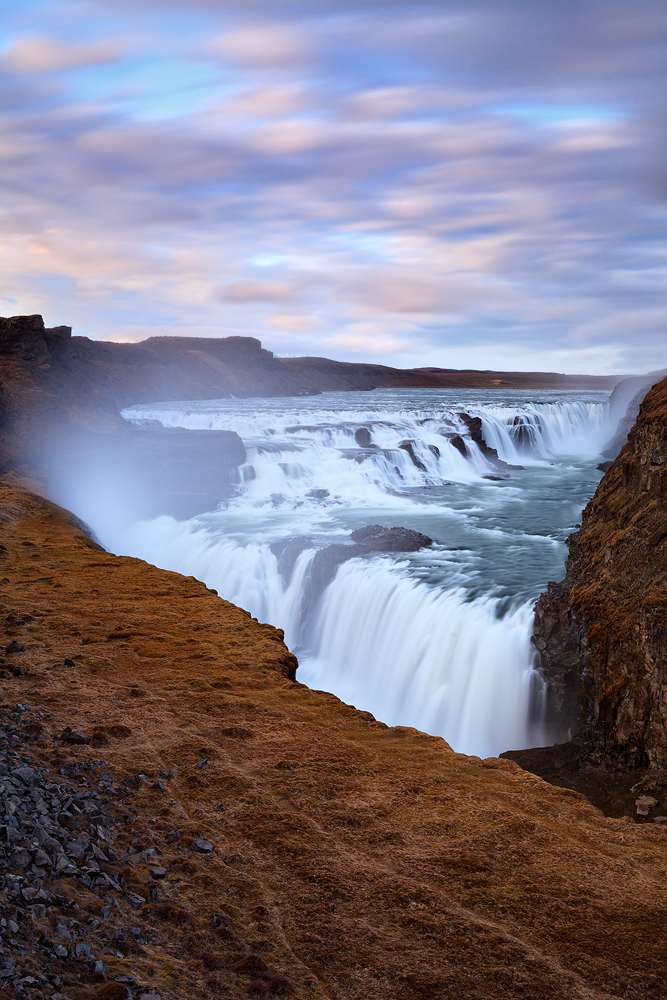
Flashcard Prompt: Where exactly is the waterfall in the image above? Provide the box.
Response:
[122,393,613,508]
[93,388,613,757]
[119,518,545,757]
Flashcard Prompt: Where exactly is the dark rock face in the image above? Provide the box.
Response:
[500,742,667,823]
[533,375,667,770]
[354,427,372,447]
[398,439,427,471]
[449,435,468,457]
[456,413,523,471]
[0,315,72,365]
[0,313,315,485]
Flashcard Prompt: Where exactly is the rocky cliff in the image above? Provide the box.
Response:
[0,315,315,468]
[1,481,667,1000]
[532,375,667,770]
[0,316,304,517]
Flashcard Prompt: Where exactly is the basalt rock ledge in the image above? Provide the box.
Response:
[531,375,667,770]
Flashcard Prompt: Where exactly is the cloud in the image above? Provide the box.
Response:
[2,36,124,73]
[223,281,297,302]
[209,24,309,68]
[0,0,665,373]
[210,86,307,119]
[269,313,323,331]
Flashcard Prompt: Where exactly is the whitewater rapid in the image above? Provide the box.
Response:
[99,388,614,757]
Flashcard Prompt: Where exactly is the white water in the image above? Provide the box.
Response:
[89,388,615,757]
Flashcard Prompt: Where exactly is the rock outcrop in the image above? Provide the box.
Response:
[602,367,667,462]
[532,375,667,770]
[0,315,316,474]
[2,480,667,999]
[1,316,311,516]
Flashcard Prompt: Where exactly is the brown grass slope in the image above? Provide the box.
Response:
[1,481,667,1000]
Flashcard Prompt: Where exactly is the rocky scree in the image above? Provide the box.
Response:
[0,704,295,1000]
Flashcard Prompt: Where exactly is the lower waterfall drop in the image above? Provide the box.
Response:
[83,386,616,758]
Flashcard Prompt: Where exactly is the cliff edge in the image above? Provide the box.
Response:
[1,480,667,999]
[532,375,667,770]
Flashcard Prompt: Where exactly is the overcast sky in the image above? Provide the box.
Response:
[1,0,665,373]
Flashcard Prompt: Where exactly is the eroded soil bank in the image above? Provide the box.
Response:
[1,481,667,1000]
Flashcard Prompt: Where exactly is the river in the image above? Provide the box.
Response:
[94,387,612,758]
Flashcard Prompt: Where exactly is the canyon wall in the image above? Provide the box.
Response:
[533,375,667,769]
[0,315,315,464]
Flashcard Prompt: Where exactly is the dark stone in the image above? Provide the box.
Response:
[500,742,664,821]
[457,412,523,471]
[9,848,31,868]
[302,525,433,609]
[349,525,432,552]
[354,427,372,447]
[398,439,427,471]
[305,489,329,500]
[58,727,91,745]
[194,838,213,853]
[307,543,361,599]
[597,460,613,473]
[63,659,76,667]
[482,474,508,482]
[125,892,146,910]
[449,435,468,457]
[270,537,316,583]
[5,641,26,654]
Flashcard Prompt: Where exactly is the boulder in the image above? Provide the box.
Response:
[349,524,433,551]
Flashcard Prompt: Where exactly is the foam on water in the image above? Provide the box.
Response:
[107,388,616,756]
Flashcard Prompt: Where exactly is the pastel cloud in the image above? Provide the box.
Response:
[0,0,665,374]
[209,24,309,68]
[2,36,124,73]
[223,281,297,302]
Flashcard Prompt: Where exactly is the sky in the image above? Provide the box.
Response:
[1,0,665,374]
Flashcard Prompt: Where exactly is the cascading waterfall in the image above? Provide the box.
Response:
[109,387,615,757]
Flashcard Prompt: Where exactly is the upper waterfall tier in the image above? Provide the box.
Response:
[122,388,615,508]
